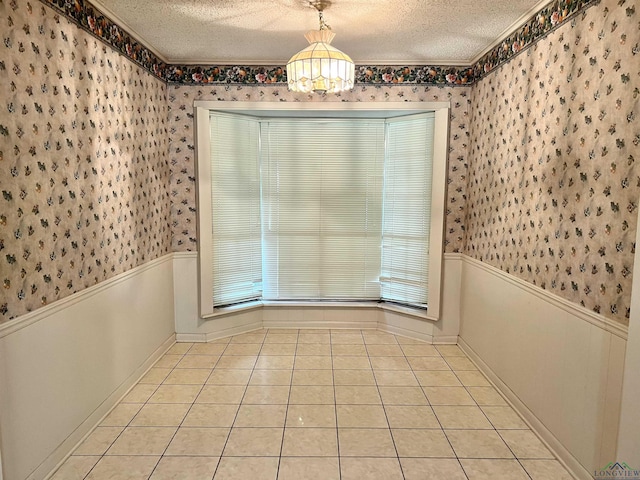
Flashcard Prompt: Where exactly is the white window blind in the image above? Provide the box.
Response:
[210,113,262,306]
[260,120,385,300]
[381,113,435,307]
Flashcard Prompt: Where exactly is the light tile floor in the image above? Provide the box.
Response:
[52,329,574,480]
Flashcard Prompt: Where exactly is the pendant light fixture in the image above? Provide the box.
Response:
[286,0,355,94]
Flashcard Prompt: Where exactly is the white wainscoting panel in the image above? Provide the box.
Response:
[377,254,461,343]
[616,214,640,467]
[263,305,379,330]
[617,307,640,465]
[0,255,176,480]
[173,252,262,341]
[458,256,627,478]
[434,253,462,342]
[173,251,201,336]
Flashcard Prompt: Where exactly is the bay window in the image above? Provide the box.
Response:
[195,102,448,321]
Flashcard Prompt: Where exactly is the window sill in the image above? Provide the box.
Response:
[378,302,431,320]
[261,300,378,308]
[203,299,433,322]
[203,300,263,319]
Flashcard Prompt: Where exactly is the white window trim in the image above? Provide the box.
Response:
[194,101,450,322]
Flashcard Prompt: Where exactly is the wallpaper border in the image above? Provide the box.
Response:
[473,0,600,78]
[38,0,168,78]
[37,0,598,86]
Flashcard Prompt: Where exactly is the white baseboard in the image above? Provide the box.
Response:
[175,332,209,342]
[432,334,459,344]
[41,334,175,480]
[176,321,459,345]
[263,319,377,330]
[175,321,264,343]
[377,323,433,343]
[458,337,590,480]
[205,322,264,341]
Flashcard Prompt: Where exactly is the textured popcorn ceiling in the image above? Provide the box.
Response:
[90,0,549,64]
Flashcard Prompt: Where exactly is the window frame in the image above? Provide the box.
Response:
[194,101,450,321]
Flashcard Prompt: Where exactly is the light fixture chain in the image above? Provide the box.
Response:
[318,11,331,30]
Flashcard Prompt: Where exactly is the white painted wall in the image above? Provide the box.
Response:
[0,255,176,480]
[458,256,627,479]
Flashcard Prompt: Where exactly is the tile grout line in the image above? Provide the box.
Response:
[182,339,233,479]
[448,360,549,479]
[364,330,407,480]
[210,331,264,479]
[440,349,533,479]
[443,357,479,480]
[274,327,299,480]
[449,363,521,479]
[330,329,343,480]
[83,342,193,480]
[154,340,229,479]
[408,346,471,480]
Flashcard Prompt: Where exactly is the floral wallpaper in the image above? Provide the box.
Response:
[0,0,171,320]
[464,0,639,325]
[2,0,636,327]
[166,85,472,255]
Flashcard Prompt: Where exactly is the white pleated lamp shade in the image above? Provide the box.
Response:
[286,29,355,94]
